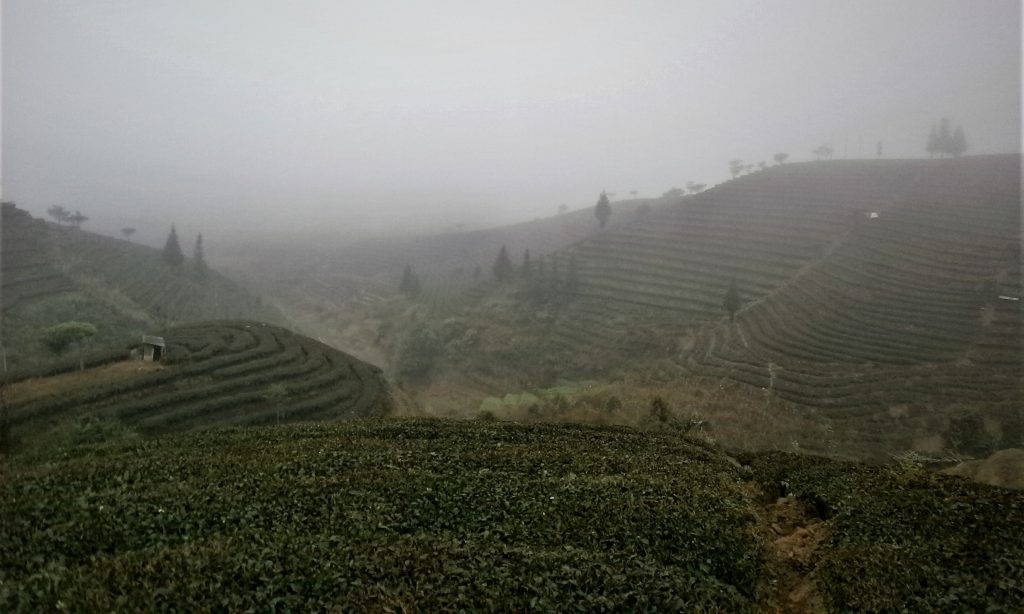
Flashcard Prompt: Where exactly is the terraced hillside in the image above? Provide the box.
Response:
[434,156,1021,410]
[681,156,1021,411]
[0,203,283,372]
[7,321,393,443]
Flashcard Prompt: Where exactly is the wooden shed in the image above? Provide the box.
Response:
[141,335,166,362]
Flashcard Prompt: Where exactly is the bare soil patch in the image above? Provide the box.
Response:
[757,494,829,613]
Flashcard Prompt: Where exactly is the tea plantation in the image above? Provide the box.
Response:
[2,419,1021,611]
[399,155,1021,413]
[0,203,284,373]
[8,321,393,442]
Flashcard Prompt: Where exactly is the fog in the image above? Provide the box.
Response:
[2,0,1020,250]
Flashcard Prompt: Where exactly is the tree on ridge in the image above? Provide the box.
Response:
[46,205,69,225]
[193,233,209,280]
[950,126,967,157]
[926,118,968,158]
[162,225,185,267]
[67,211,88,229]
[42,321,97,370]
[493,245,513,283]
[594,192,612,229]
[399,264,421,298]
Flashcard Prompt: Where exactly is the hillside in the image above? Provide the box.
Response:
[0,204,284,373]
[395,156,1019,410]
[5,321,393,447]
[2,419,1021,612]
[220,197,651,355]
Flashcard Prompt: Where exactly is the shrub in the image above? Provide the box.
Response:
[650,396,670,423]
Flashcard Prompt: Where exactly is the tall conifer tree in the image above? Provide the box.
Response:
[163,225,185,267]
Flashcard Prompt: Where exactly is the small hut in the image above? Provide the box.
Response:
[141,335,166,362]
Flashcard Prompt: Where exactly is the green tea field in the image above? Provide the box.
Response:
[1,419,1021,612]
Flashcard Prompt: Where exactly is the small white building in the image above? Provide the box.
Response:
[141,335,166,361]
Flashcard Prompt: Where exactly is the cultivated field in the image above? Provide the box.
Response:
[0,204,283,373]
[384,156,1021,415]
[6,321,393,446]
[1,419,1021,612]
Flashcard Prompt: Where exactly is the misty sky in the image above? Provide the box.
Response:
[2,0,1021,248]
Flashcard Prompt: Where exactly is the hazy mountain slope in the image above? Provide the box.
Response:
[0,204,284,372]
[409,156,1020,410]
[2,419,1021,612]
[218,198,652,365]
[7,320,393,445]
[225,198,650,313]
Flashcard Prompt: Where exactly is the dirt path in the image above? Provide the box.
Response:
[754,491,829,613]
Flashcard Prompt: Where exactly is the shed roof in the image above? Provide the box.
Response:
[142,335,166,347]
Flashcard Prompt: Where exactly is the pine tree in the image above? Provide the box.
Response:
[937,117,953,157]
[400,264,421,298]
[493,245,513,282]
[193,233,208,279]
[162,225,185,267]
[950,126,967,157]
[723,279,741,322]
[594,192,612,229]
[521,249,532,278]
[926,123,939,158]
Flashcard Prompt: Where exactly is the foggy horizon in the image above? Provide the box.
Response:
[2,0,1021,249]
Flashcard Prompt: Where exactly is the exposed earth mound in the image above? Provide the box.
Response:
[942,448,1024,490]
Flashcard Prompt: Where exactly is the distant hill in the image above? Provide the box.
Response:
[220,196,652,363]
[391,155,1021,413]
[0,204,284,373]
[227,197,650,312]
[6,320,393,445]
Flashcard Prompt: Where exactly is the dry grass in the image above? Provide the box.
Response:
[5,360,163,406]
[398,374,850,456]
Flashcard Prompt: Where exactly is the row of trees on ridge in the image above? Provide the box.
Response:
[46,205,88,228]
[926,118,967,158]
[162,225,208,279]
